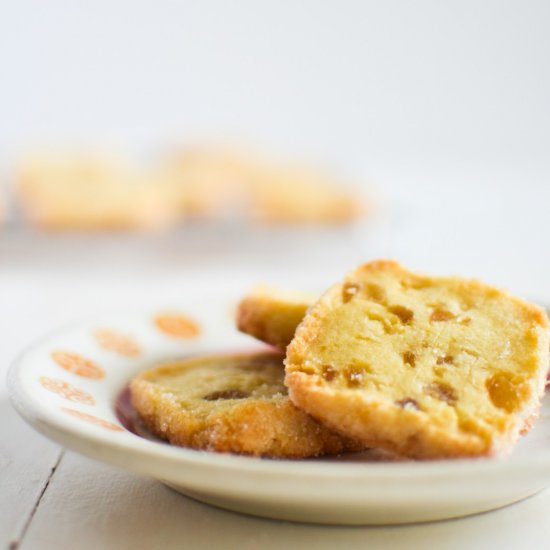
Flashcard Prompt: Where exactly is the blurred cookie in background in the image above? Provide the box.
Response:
[15,153,181,231]
[166,146,368,225]
[165,147,259,220]
[248,165,366,225]
[11,146,370,231]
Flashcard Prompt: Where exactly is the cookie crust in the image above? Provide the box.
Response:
[236,287,315,349]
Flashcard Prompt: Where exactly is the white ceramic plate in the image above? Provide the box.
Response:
[7,296,550,525]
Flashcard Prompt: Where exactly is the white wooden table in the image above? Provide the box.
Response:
[3,174,550,549]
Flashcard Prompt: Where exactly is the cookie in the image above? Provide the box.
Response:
[166,148,367,224]
[165,148,258,218]
[16,154,180,230]
[236,286,315,349]
[250,166,365,225]
[285,260,549,459]
[130,351,361,458]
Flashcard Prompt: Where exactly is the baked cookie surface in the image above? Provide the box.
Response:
[285,260,550,459]
[236,287,315,349]
[131,351,360,458]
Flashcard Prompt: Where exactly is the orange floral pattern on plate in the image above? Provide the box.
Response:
[62,408,124,431]
[51,351,105,379]
[94,328,141,357]
[154,313,201,339]
[40,377,95,405]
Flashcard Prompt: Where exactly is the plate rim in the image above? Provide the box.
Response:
[7,307,550,484]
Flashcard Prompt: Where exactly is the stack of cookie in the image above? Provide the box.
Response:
[12,148,365,231]
[132,260,549,460]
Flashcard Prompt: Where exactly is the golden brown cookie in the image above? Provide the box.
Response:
[165,147,367,224]
[285,260,550,459]
[236,286,315,349]
[131,351,361,458]
[165,148,258,218]
[16,153,180,230]
[249,165,365,225]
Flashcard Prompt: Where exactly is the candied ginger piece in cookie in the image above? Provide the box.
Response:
[130,351,362,458]
[285,260,550,460]
[236,286,316,349]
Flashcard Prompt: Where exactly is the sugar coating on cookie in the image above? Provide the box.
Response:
[131,351,361,458]
[285,260,550,459]
[236,286,315,349]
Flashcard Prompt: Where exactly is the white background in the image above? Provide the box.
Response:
[1,2,550,548]
[1,0,550,289]
[1,0,549,166]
